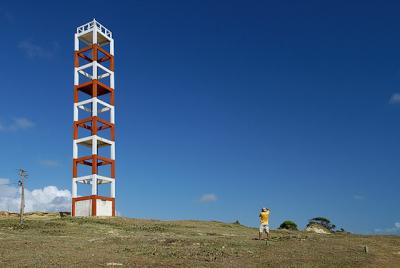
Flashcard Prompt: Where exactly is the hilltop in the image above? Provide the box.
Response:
[0,213,399,267]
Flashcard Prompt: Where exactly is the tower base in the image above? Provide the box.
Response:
[72,195,115,216]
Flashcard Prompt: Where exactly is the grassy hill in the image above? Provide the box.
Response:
[0,213,399,267]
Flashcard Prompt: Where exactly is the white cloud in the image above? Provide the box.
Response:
[39,159,60,167]
[0,8,14,23]
[353,194,364,200]
[199,193,217,203]
[0,178,71,212]
[11,118,35,130]
[18,40,58,59]
[389,93,400,104]
[0,117,35,132]
[0,178,10,185]
[374,222,400,234]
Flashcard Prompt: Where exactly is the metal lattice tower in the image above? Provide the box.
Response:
[72,19,116,216]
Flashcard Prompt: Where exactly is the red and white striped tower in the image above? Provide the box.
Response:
[72,19,116,216]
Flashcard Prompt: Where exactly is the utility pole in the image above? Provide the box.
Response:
[18,169,28,225]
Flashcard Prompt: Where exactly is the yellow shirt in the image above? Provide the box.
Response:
[259,211,270,224]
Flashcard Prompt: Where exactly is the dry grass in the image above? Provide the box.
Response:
[0,213,399,267]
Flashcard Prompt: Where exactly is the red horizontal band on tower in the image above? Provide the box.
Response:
[74,80,114,104]
[74,44,114,71]
[73,116,115,140]
[73,155,115,178]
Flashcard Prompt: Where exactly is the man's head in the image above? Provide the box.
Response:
[262,208,267,212]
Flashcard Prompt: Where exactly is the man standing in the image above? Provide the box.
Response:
[259,208,270,240]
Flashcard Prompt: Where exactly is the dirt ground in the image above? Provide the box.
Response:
[0,213,399,267]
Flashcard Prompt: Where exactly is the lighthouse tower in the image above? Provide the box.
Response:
[72,20,116,216]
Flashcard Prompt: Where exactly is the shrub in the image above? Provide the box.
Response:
[279,220,298,230]
[307,217,336,231]
[335,228,350,234]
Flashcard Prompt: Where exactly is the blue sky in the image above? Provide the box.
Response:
[0,0,400,234]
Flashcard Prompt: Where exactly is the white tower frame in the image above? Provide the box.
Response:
[72,19,116,217]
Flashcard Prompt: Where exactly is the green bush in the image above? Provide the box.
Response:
[307,217,336,231]
[279,220,298,230]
